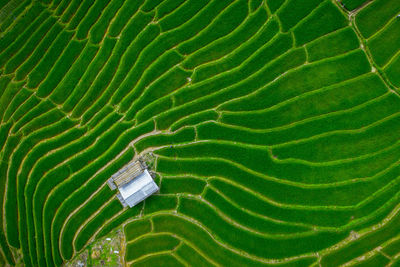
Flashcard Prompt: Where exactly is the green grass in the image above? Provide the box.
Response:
[73,199,122,252]
[3,15,56,74]
[60,186,114,260]
[182,4,268,70]
[320,207,400,266]
[385,54,400,87]
[305,27,360,62]
[354,0,400,89]
[368,19,400,67]
[125,233,180,261]
[0,0,399,266]
[293,1,348,46]
[355,0,400,39]
[277,0,323,32]
[0,2,45,52]
[340,0,369,11]
[129,253,185,267]
[161,176,206,195]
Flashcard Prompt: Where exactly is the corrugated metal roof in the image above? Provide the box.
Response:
[125,190,146,207]
[118,170,158,207]
[125,182,158,207]
[109,159,158,208]
[107,178,117,190]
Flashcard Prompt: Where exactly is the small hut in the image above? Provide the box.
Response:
[107,160,158,207]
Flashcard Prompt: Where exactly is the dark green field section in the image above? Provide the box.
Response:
[353,0,400,88]
[0,0,399,266]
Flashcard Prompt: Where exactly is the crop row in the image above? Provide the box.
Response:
[354,0,400,88]
[155,154,400,230]
[124,214,318,266]
[122,201,400,266]
[1,0,399,266]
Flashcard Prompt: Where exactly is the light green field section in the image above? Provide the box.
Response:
[0,0,399,266]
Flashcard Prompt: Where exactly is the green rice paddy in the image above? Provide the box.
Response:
[0,0,399,266]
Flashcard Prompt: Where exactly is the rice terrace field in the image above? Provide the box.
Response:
[0,0,400,266]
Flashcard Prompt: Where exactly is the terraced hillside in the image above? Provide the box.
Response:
[0,0,400,266]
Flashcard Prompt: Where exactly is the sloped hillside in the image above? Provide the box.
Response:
[0,0,399,266]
